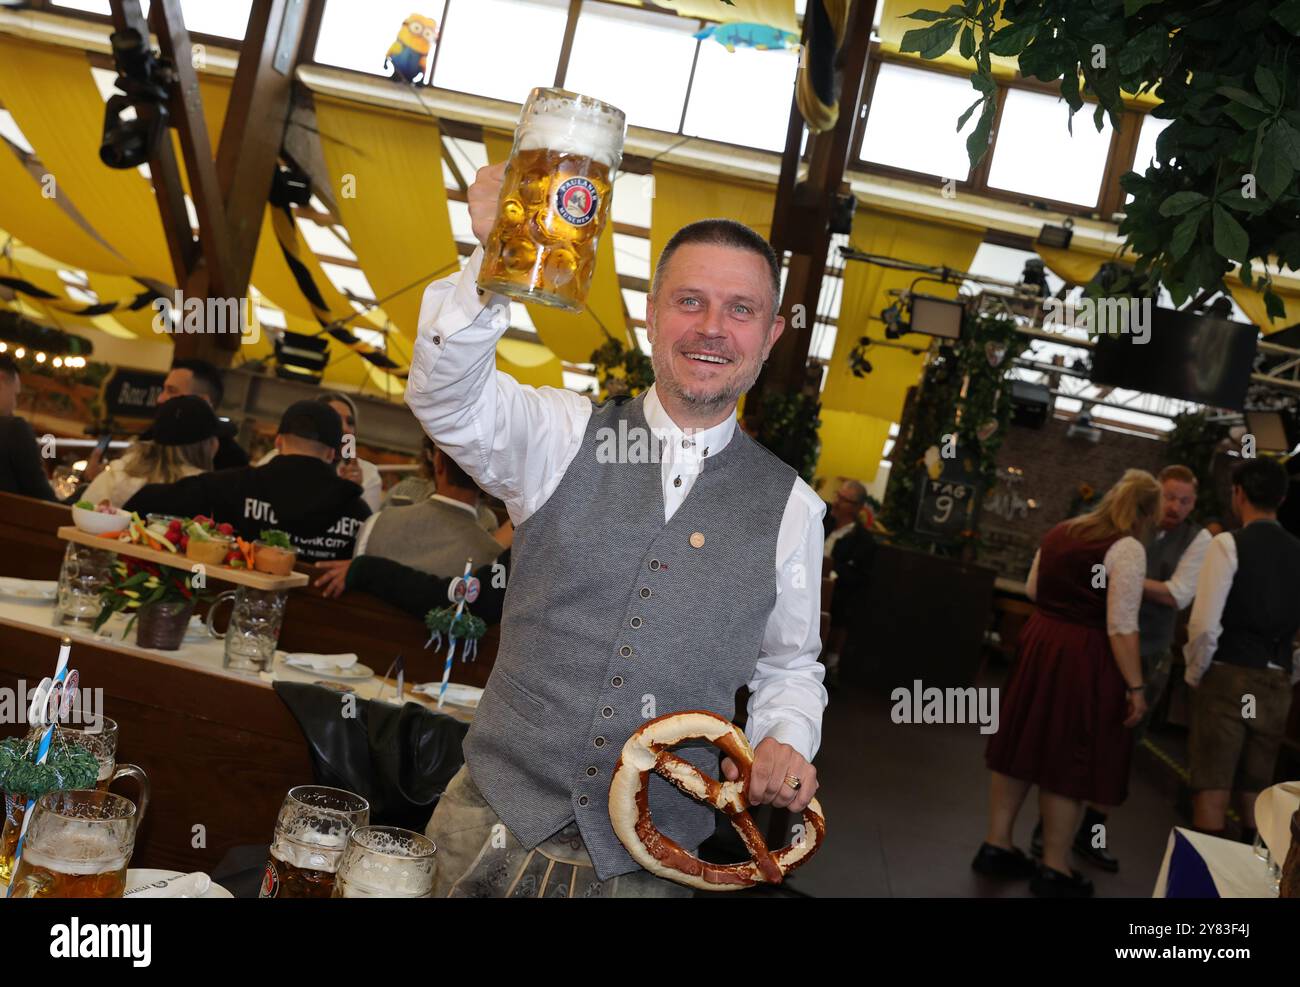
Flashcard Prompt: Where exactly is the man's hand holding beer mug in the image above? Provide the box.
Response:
[471,88,625,312]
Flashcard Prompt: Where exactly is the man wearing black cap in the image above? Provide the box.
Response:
[124,400,370,561]
[158,358,250,470]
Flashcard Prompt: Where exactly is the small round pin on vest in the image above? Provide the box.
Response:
[690,532,705,548]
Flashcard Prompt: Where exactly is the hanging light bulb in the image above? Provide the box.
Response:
[35,352,46,364]
[14,347,24,359]
[0,342,6,352]
[53,357,63,368]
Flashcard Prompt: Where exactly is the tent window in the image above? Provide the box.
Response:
[986,88,1114,207]
[858,62,975,182]
[432,0,569,105]
[682,42,800,152]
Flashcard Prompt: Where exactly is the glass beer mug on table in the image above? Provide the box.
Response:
[55,542,117,627]
[478,87,626,313]
[260,786,369,898]
[59,717,150,811]
[332,826,436,898]
[8,790,140,898]
[206,587,287,673]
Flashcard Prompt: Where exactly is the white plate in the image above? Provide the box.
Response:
[283,659,374,681]
[0,577,58,601]
[124,869,233,899]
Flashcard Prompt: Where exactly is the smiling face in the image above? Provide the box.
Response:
[646,242,784,427]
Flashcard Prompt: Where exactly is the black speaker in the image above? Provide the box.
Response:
[1010,380,1050,429]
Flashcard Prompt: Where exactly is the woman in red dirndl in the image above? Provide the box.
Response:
[974,469,1161,897]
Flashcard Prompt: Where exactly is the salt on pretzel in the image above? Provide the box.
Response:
[608,710,825,891]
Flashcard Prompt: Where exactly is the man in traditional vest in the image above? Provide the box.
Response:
[1185,457,1300,844]
[406,162,828,897]
[1035,464,1210,872]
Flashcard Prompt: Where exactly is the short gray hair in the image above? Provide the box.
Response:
[652,219,781,314]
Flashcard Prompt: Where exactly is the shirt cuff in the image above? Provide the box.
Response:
[750,719,816,764]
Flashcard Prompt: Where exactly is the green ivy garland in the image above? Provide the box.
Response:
[589,339,655,403]
[755,391,822,483]
[0,733,99,799]
[424,607,486,642]
[880,310,1027,550]
[1164,410,1231,523]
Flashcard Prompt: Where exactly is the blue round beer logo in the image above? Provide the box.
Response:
[555,177,599,227]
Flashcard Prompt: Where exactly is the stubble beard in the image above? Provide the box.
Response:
[650,335,768,417]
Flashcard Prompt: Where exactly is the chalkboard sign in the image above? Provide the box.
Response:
[913,444,981,540]
[101,369,165,420]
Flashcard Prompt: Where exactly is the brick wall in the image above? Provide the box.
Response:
[979,416,1166,580]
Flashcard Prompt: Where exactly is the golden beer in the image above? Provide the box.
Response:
[259,785,368,899]
[479,87,625,313]
[7,790,137,899]
[9,838,129,898]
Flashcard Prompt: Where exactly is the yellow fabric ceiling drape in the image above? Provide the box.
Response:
[0,39,174,281]
[482,130,633,364]
[817,408,892,487]
[496,337,564,390]
[1037,245,1300,335]
[0,134,134,277]
[649,164,776,274]
[313,96,459,342]
[821,208,984,422]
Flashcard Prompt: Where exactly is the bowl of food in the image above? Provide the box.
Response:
[184,515,235,566]
[71,499,131,536]
[253,530,297,577]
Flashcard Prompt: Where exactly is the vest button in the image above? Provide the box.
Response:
[601,706,614,718]
[611,676,623,688]
[586,766,598,777]
[640,587,651,598]
[673,476,682,488]
[629,617,642,629]
[594,736,605,748]
[578,795,589,807]
[649,560,660,571]
[619,645,632,657]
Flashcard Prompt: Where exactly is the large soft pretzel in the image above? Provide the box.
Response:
[609,710,825,891]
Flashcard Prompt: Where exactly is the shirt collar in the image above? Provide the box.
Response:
[642,384,736,460]
[430,493,480,518]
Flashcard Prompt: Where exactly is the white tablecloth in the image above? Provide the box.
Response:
[1153,827,1276,898]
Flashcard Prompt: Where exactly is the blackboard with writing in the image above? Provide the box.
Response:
[101,369,165,419]
[913,445,981,540]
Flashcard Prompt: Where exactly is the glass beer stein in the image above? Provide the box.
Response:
[260,786,369,899]
[332,826,437,899]
[8,790,139,898]
[59,717,150,813]
[478,87,626,313]
[206,587,287,673]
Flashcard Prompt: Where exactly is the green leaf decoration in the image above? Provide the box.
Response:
[0,734,99,799]
[1212,204,1249,265]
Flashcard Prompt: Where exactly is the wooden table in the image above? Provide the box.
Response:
[0,592,474,876]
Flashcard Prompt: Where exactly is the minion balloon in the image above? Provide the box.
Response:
[385,13,439,84]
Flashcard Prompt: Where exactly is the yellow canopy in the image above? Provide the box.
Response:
[817,408,892,488]
[821,208,984,422]
[496,336,564,390]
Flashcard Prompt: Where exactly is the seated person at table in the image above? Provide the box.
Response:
[316,547,512,625]
[83,395,224,507]
[383,434,501,534]
[158,358,249,470]
[125,400,370,562]
[258,392,383,513]
[0,353,57,501]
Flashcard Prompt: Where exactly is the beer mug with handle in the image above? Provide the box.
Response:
[478,87,626,313]
[207,587,287,673]
[332,826,437,898]
[260,786,369,898]
[59,717,150,819]
[9,790,140,898]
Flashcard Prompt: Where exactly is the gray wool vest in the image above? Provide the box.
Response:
[462,393,798,880]
[1137,519,1201,657]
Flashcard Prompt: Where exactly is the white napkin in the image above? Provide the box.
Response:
[413,682,483,707]
[0,577,58,599]
[284,652,359,671]
[125,872,212,898]
[1255,781,1300,865]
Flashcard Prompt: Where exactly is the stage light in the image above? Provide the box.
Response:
[1037,218,1074,250]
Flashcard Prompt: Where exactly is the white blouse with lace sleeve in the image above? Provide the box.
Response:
[1104,536,1146,636]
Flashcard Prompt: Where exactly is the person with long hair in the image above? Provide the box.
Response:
[82,395,222,507]
[974,469,1161,897]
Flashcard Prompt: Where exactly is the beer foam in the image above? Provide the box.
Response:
[23,838,128,876]
[517,94,625,170]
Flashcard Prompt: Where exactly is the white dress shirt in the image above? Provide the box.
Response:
[1183,527,1293,687]
[1025,535,1146,635]
[405,248,828,761]
[1153,526,1213,609]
